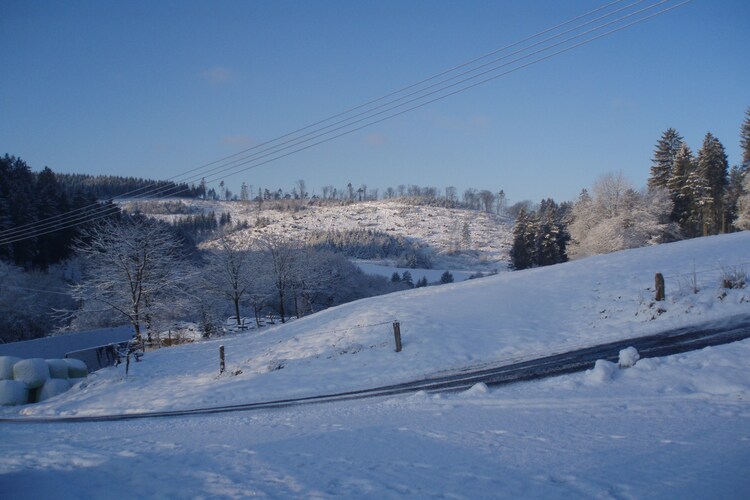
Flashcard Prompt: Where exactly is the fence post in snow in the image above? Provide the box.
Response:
[219,345,225,374]
[655,273,665,301]
[393,321,402,352]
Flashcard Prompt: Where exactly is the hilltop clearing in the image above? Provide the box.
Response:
[123,199,513,272]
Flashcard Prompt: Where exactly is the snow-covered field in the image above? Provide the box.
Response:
[1,232,749,497]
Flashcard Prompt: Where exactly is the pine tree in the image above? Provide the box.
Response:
[740,107,750,170]
[440,271,454,284]
[724,165,746,231]
[401,270,413,287]
[666,143,695,234]
[683,169,712,237]
[648,128,683,191]
[510,209,535,270]
[695,133,729,234]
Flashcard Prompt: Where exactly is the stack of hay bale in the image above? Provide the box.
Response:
[0,356,88,406]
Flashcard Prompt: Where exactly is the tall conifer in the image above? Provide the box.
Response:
[649,128,683,191]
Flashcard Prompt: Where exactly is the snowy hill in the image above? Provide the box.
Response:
[2,232,749,498]
[125,198,513,272]
[6,231,748,418]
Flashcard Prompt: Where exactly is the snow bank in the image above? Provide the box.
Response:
[462,382,489,396]
[64,358,88,378]
[0,379,28,406]
[618,347,640,368]
[585,359,617,384]
[0,356,21,380]
[46,359,69,379]
[12,358,50,389]
[37,379,71,402]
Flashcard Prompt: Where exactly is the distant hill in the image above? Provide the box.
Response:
[127,198,514,271]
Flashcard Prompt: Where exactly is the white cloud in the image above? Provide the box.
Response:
[203,66,234,84]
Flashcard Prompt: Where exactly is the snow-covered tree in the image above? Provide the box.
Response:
[695,132,729,234]
[666,143,695,234]
[741,107,750,170]
[648,128,683,191]
[736,173,750,230]
[71,215,189,340]
[569,173,674,259]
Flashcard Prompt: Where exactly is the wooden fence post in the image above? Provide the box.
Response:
[219,345,225,374]
[655,273,665,301]
[393,321,402,352]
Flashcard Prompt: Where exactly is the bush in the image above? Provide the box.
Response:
[721,266,747,289]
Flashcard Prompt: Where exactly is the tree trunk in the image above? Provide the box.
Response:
[278,289,285,323]
[234,298,241,325]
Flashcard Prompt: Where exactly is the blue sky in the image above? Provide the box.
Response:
[1,0,748,205]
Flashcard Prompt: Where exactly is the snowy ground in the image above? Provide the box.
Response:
[354,260,477,283]
[1,340,748,498]
[1,233,749,497]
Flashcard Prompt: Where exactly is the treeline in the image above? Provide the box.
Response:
[0,155,116,270]
[647,126,746,237]
[510,107,750,268]
[304,229,432,268]
[205,179,509,215]
[55,173,199,200]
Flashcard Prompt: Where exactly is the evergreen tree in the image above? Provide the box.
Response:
[440,271,454,284]
[648,128,683,191]
[724,165,746,232]
[510,209,535,270]
[695,133,729,234]
[683,169,712,237]
[401,270,414,287]
[741,107,750,170]
[535,200,569,266]
[666,143,695,234]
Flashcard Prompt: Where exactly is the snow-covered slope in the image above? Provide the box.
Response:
[6,232,748,418]
[128,199,513,271]
[2,233,749,498]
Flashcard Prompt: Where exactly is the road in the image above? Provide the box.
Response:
[2,314,749,423]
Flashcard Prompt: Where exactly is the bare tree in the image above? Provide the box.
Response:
[296,179,307,200]
[445,186,457,203]
[478,190,496,212]
[71,215,188,340]
[204,233,257,326]
[255,233,297,323]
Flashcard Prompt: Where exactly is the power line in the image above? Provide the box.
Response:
[0,1,690,245]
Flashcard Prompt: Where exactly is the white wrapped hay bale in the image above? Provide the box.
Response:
[12,358,50,389]
[46,359,70,379]
[63,358,88,378]
[0,380,28,406]
[37,378,71,402]
[0,356,22,380]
